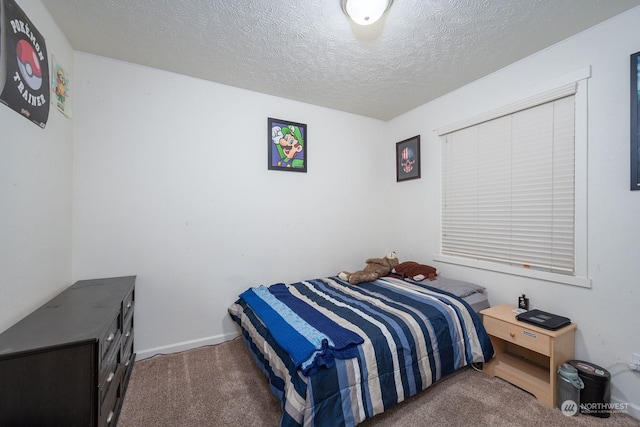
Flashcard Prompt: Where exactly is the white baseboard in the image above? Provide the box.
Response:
[135,332,239,360]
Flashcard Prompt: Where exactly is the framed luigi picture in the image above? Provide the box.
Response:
[268,117,307,172]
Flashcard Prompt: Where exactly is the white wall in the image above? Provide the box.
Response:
[0,0,74,333]
[387,7,640,416]
[72,54,390,357]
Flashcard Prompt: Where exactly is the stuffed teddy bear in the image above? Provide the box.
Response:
[338,251,400,285]
[393,261,438,281]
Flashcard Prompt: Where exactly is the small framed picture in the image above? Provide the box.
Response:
[396,135,420,182]
[268,117,307,172]
[631,51,640,190]
[52,55,72,118]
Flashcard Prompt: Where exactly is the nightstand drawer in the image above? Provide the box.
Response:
[484,316,551,356]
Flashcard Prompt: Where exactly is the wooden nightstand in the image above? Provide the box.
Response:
[480,304,577,408]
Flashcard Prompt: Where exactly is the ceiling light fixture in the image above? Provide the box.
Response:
[341,0,393,26]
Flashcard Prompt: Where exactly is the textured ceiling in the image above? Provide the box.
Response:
[40,0,640,120]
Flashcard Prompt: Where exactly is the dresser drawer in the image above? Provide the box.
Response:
[123,288,135,320]
[99,361,119,409]
[122,339,135,388]
[99,336,121,403]
[99,366,123,427]
[123,309,134,345]
[122,329,134,363]
[484,316,551,356]
[100,315,122,363]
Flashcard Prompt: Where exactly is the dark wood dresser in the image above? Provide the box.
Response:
[0,276,136,426]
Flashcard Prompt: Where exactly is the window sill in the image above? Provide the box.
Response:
[433,254,591,288]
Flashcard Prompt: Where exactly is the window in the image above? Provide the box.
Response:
[435,73,590,287]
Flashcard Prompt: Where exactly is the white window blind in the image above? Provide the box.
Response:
[441,92,576,275]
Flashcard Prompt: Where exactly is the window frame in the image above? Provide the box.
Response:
[434,67,591,288]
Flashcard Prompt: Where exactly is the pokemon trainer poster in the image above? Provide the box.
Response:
[0,0,50,128]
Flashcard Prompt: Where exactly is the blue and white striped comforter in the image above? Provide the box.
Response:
[228,276,494,427]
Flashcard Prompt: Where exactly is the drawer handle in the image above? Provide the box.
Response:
[106,411,114,424]
[125,359,130,367]
[107,371,115,383]
[125,331,131,338]
[509,332,516,338]
[126,301,132,308]
[106,333,115,342]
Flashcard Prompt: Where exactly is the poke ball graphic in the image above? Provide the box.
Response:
[16,39,43,91]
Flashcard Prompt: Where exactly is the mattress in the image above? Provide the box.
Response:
[413,275,490,312]
[461,291,490,313]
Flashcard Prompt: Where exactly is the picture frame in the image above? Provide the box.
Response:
[52,55,72,118]
[268,117,307,172]
[396,135,421,182]
[631,51,640,190]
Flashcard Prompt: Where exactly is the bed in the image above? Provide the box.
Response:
[228,275,494,427]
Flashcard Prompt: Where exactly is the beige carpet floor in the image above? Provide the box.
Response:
[118,338,640,427]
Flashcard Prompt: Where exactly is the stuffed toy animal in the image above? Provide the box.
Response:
[338,251,400,285]
[393,261,438,281]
